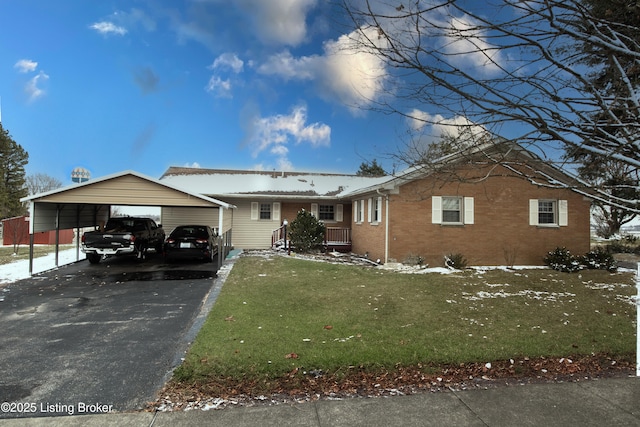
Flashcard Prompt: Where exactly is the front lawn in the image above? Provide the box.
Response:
[173,254,636,393]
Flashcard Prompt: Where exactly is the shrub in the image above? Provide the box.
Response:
[582,248,618,272]
[403,253,425,266]
[288,209,326,253]
[544,247,582,273]
[444,253,468,269]
[605,240,634,254]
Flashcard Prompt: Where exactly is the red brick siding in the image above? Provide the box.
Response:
[351,198,387,261]
[353,167,590,266]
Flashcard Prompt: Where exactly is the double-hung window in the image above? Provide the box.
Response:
[259,203,271,220]
[250,202,281,221]
[442,197,462,223]
[529,199,568,226]
[319,205,334,221]
[368,197,383,223]
[432,196,474,225]
[538,200,556,225]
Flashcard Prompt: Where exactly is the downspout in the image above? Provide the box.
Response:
[376,189,389,264]
[28,201,35,275]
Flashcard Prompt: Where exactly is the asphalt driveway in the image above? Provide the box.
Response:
[0,254,220,418]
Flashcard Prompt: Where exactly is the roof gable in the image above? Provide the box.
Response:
[22,170,234,208]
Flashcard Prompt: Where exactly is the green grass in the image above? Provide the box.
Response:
[175,255,637,383]
[0,244,75,265]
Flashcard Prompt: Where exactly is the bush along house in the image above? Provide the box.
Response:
[159,140,592,267]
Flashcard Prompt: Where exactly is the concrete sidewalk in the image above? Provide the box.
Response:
[2,376,639,426]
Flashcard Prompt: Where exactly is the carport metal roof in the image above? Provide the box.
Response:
[20,170,235,273]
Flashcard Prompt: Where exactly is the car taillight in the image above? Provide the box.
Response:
[196,239,207,244]
[124,234,135,242]
[81,234,86,243]
[166,238,175,244]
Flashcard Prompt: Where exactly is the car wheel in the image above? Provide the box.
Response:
[87,253,101,264]
[135,245,147,261]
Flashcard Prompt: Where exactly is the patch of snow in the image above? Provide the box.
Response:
[0,247,84,286]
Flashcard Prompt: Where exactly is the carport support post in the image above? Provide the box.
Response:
[637,262,639,377]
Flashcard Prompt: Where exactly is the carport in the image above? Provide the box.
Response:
[20,170,235,273]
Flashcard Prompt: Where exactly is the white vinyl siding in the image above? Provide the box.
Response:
[432,196,473,225]
[161,206,220,235]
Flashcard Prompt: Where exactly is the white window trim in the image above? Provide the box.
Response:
[251,202,280,221]
[355,199,364,224]
[432,196,474,225]
[529,199,568,227]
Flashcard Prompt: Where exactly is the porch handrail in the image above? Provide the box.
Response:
[324,227,351,244]
[271,225,286,247]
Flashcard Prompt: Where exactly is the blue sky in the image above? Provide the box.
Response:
[0,0,413,184]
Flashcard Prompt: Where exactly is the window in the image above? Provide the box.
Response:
[259,203,271,220]
[442,197,462,223]
[538,200,556,224]
[432,196,474,225]
[368,197,382,223]
[529,199,568,226]
[319,205,335,221]
[354,200,365,223]
[251,202,280,221]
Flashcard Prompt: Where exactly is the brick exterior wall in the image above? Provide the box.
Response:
[352,165,591,267]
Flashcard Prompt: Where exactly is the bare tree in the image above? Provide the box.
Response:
[341,0,640,211]
[26,173,63,196]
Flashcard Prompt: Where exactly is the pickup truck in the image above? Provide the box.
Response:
[81,217,165,264]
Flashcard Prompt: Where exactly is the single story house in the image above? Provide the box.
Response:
[160,141,592,266]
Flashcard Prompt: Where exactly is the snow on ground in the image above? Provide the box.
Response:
[0,247,84,286]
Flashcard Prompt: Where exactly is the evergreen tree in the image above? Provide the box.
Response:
[356,159,386,177]
[288,209,326,252]
[0,124,29,219]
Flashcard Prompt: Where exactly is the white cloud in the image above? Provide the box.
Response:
[89,21,128,36]
[205,76,233,98]
[25,71,49,102]
[407,108,489,144]
[257,27,388,115]
[14,59,38,73]
[206,53,244,97]
[246,105,330,168]
[184,162,201,168]
[211,53,244,73]
[236,0,317,46]
[441,15,505,75]
[257,50,316,80]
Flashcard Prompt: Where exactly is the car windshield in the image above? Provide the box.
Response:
[171,226,208,239]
